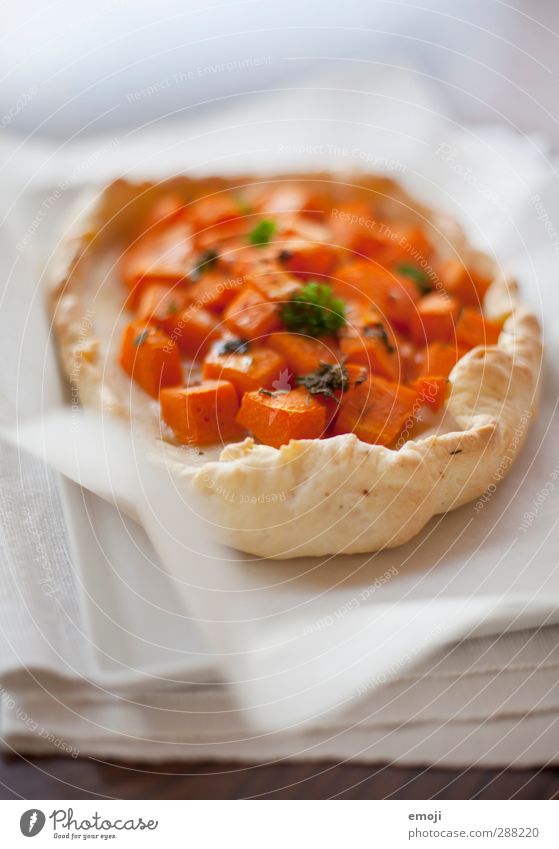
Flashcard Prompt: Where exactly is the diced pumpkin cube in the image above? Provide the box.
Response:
[160,380,243,445]
[203,343,287,397]
[334,261,420,332]
[248,268,300,302]
[411,292,461,344]
[143,194,184,228]
[411,376,448,411]
[339,320,399,381]
[237,387,327,448]
[455,307,501,349]
[167,305,220,359]
[437,259,492,306]
[413,342,469,379]
[121,219,192,291]
[135,283,190,334]
[224,285,281,339]
[188,194,241,231]
[278,241,338,279]
[331,375,417,446]
[119,322,182,398]
[267,332,338,375]
[330,202,380,256]
[188,269,244,311]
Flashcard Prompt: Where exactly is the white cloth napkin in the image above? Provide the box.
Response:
[1,65,559,766]
[1,448,558,768]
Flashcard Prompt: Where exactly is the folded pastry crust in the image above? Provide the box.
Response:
[48,174,542,558]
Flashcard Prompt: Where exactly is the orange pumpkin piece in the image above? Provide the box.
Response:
[414,342,468,379]
[278,242,338,279]
[437,259,492,306]
[121,219,192,291]
[455,307,501,349]
[135,283,190,334]
[224,285,281,339]
[119,322,182,398]
[160,380,243,445]
[203,342,287,397]
[237,387,328,448]
[330,202,381,257]
[144,194,184,228]
[188,194,241,231]
[188,269,244,311]
[267,332,338,375]
[394,226,434,265]
[334,261,420,332]
[411,376,448,411]
[411,292,461,345]
[248,267,300,302]
[332,375,417,446]
[339,317,400,381]
[167,304,220,359]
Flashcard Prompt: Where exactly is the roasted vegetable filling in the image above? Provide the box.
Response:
[118,180,501,448]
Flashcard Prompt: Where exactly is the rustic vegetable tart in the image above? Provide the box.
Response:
[48,173,541,559]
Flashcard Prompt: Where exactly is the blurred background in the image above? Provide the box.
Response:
[1,0,558,144]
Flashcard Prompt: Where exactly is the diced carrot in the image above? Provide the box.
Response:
[278,241,338,279]
[188,269,244,311]
[331,375,418,447]
[267,332,338,375]
[166,305,220,359]
[160,379,243,445]
[119,322,182,398]
[411,376,448,411]
[121,219,192,291]
[224,285,281,339]
[455,307,501,349]
[437,259,492,306]
[203,343,288,397]
[413,342,469,379]
[236,387,327,448]
[334,261,420,332]
[135,283,190,334]
[410,292,461,345]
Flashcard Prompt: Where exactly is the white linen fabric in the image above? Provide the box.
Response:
[1,66,558,766]
[1,449,558,768]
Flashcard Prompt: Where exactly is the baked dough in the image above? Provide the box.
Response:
[48,174,542,558]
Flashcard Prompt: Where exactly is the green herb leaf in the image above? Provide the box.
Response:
[279,282,346,337]
[297,362,349,399]
[248,219,277,246]
[190,248,219,281]
[133,330,149,346]
[166,300,179,315]
[363,321,395,354]
[217,338,250,355]
[396,263,432,294]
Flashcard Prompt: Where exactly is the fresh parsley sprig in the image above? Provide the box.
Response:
[396,263,432,295]
[248,219,277,246]
[279,282,346,337]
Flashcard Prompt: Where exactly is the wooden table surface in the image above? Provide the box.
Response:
[1,757,558,799]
